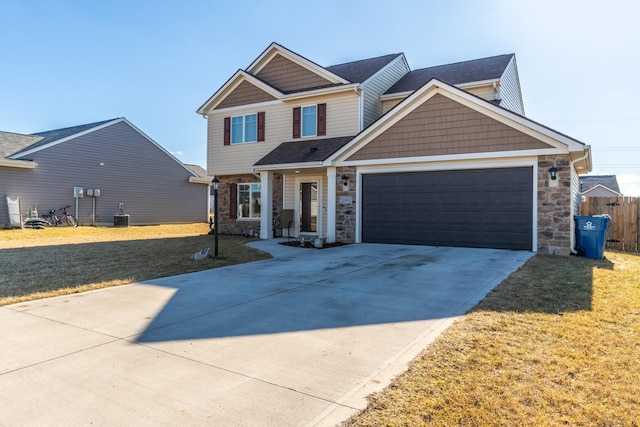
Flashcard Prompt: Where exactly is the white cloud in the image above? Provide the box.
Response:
[617,174,640,197]
[170,150,183,156]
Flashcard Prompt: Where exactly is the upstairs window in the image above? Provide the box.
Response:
[224,112,265,145]
[302,105,317,137]
[232,114,257,144]
[293,103,326,138]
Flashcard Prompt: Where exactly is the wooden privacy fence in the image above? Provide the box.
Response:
[581,196,639,252]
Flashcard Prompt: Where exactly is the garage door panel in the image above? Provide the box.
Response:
[362,167,533,250]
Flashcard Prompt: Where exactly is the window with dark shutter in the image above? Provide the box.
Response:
[257,112,265,142]
[223,117,231,146]
[293,107,301,138]
[229,183,237,219]
[317,103,326,136]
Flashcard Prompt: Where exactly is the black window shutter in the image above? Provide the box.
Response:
[293,107,301,138]
[317,103,326,136]
[257,112,265,142]
[229,183,237,219]
[223,117,231,146]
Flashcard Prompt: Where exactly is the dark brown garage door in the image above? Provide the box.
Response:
[362,167,533,250]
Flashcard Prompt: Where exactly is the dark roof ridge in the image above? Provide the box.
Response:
[327,52,403,68]
[412,53,514,73]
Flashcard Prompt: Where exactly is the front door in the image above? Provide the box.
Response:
[296,179,321,236]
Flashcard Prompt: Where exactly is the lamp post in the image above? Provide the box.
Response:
[212,177,220,257]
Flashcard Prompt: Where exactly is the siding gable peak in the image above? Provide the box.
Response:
[247,42,349,86]
[197,70,283,114]
[327,78,591,166]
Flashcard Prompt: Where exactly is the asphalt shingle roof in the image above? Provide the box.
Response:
[254,136,354,166]
[326,53,403,83]
[580,175,621,194]
[385,54,514,94]
[0,131,43,158]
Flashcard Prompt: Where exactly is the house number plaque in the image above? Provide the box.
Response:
[339,196,353,204]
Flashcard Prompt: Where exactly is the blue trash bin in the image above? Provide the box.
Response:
[574,215,610,259]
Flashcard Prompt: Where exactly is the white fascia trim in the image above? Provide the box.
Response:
[337,148,564,168]
[253,162,323,173]
[10,118,123,159]
[456,78,501,89]
[197,71,284,114]
[247,43,350,85]
[583,184,622,197]
[280,83,360,101]
[0,158,37,169]
[210,99,282,115]
[379,91,412,101]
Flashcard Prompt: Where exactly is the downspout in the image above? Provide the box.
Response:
[569,148,591,254]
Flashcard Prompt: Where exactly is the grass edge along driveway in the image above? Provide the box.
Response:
[345,251,640,426]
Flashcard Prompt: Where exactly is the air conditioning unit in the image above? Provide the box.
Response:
[114,214,129,227]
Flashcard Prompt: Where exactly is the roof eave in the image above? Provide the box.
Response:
[0,158,37,169]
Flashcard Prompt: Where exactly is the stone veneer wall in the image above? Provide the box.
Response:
[335,166,357,243]
[214,173,282,236]
[537,154,573,255]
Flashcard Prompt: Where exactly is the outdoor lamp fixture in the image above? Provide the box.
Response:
[549,167,559,181]
[341,174,349,186]
[212,177,220,257]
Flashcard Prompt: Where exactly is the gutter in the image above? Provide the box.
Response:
[0,158,37,169]
[569,148,592,255]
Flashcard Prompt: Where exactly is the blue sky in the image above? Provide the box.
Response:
[2,0,639,195]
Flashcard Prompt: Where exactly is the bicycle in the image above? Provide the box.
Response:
[43,205,78,227]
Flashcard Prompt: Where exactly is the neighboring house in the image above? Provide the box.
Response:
[197,42,592,255]
[1,118,210,226]
[580,175,622,197]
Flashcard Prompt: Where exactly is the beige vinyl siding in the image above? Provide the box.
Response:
[382,97,403,114]
[0,121,206,226]
[465,85,498,102]
[498,58,525,114]
[208,92,360,175]
[361,56,409,129]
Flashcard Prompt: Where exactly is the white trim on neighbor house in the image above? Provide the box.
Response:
[327,79,590,169]
[246,42,350,86]
[0,158,38,169]
[9,118,121,159]
[10,118,200,179]
[353,156,539,252]
[582,183,622,197]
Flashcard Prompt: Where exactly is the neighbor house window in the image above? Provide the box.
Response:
[224,112,265,145]
[237,183,261,219]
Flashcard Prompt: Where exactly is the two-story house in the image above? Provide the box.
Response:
[197,43,592,255]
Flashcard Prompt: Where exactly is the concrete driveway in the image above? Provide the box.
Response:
[1,241,533,426]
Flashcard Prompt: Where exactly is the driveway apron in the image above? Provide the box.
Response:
[0,241,533,426]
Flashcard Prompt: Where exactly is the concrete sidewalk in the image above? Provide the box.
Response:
[1,241,533,426]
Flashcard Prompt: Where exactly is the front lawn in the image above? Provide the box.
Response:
[0,224,270,306]
[345,251,640,426]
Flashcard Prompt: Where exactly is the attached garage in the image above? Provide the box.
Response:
[361,167,533,250]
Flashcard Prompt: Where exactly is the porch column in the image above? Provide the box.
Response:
[326,167,337,243]
[259,170,273,239]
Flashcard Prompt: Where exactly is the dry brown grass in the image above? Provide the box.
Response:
[0,224,270,306]
[345,252,640,426]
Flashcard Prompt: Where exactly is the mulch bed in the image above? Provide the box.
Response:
[278,240,349,249]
